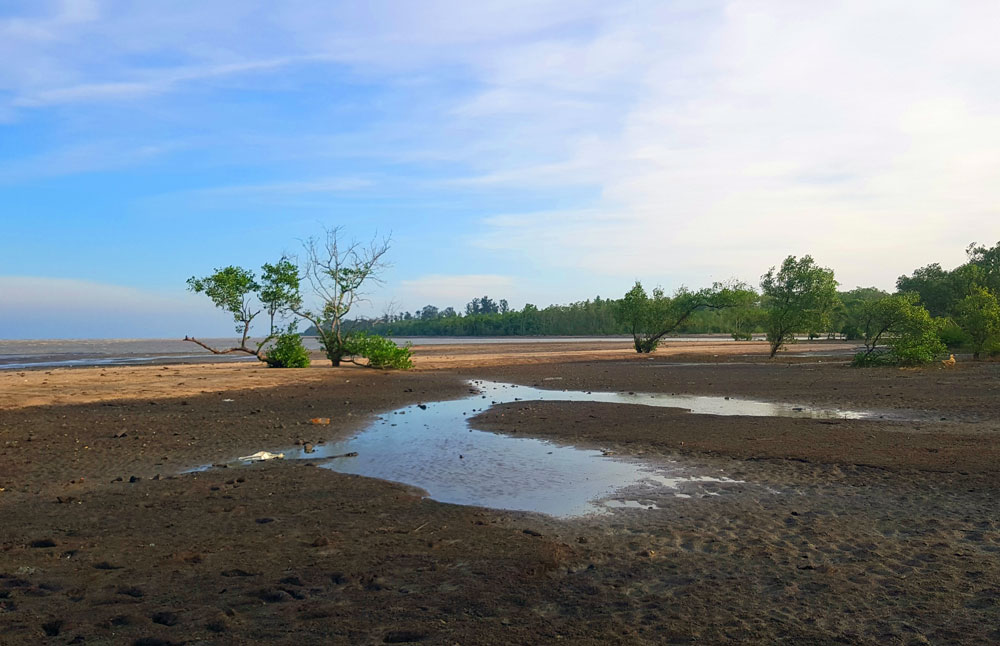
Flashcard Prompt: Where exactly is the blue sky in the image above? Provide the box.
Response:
[2,1,999,338]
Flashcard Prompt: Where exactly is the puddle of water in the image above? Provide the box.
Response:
[257,381,807,517]
[195,380,881,517]
[469,380,874,420]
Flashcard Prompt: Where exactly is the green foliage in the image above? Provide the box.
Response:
[186,259,303,358]
[896,263,960,318]
[187,266,261,341]
[952,286,1000,359]
[729,305,760,341]
[615,282,672,352]
[966,240,1000,294]
[264,331,311,368]
[356,297,625,337]
[259,258,301,334]
[760,256,838,357]
[896,241,1000,318]
[885,314,945,365]
[344,333,413,369]
[937,319,971,348]
[614,281,756,353]
[837,287,889,340]
[851,293,943,366]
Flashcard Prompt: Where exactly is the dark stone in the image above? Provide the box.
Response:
[384,630,430,643]
[151,611,179,626]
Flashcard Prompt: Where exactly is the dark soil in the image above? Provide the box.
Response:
[2,352,999,644]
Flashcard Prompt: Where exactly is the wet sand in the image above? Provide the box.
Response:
[1,341,998,644]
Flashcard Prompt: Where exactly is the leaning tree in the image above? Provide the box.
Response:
[184,258,300,359]
[616,281,756,353]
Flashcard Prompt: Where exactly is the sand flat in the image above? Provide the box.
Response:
[1,340,998,644]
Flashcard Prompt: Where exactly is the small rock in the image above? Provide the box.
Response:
[151,611,179,626]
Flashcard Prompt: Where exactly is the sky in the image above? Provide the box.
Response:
[1,0,999,338]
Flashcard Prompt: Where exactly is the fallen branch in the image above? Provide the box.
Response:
[183,335,275,360]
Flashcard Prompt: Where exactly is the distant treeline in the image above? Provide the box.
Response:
[306,296,751,337]
[302,241,1000,355]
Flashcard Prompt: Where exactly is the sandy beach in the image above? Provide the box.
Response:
[1,340,998,644]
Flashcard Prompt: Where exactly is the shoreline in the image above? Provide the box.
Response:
[0,339,858,410]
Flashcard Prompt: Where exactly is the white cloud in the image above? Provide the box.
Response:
[458,1,1000,290]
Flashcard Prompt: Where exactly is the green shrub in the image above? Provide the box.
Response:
[952,286,1000,359]
[889,327,946,365]
[345,333,413,370]
[851,294,945,366]
[852,350,893,367]
[264,332,311,368]
[937,319,971,349]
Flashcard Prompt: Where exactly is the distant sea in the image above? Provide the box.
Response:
[0,336,641,370]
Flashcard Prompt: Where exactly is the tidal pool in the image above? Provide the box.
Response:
[235,379,886,517]
[193,381,892,516]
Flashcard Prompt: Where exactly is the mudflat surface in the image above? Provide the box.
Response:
[2,342,999,644]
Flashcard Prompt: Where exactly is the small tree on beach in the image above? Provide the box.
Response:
[616,281,756,353]
[760,255,838,358]
[851,293,943,365]
[184,260,301,360]
[260,257,302,335]
[293,226,392,366]
[952,286,1000,360]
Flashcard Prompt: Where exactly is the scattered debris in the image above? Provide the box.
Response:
[310,418,331,425]
[238,451,285,462]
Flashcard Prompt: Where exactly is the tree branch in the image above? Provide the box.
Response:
[183,336,263,358]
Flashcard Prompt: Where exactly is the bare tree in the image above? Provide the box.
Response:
[293,227,391,366]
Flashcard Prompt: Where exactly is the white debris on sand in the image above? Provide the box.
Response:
[238,450,285,462]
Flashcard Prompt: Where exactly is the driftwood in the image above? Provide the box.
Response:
[183,335,272,360]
